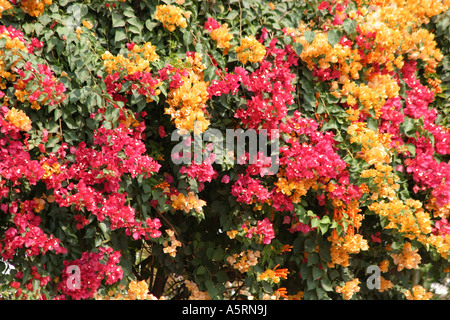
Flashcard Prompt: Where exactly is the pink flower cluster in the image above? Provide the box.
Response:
[433,218,450,237]
[59,247,123,300]
[180,154,218,183]
[231,173,270,204]
[0,110,44,191]
[279,111,347,181]
[209,39,298,133]
[283,215,314,234]
[41,123,163,239]
[400,61,450,207]
[11,267,51,298]
[0,200,66,260]
[242,218,275,244]
[204,17,221,31]
[105,70,160,104]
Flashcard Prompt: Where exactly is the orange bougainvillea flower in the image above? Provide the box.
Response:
[335,278,361,300]
[5,107,32,132]
[404,285,433,300]
[0,0,12,17]
[154,4,187,32]
[235,36,266,64]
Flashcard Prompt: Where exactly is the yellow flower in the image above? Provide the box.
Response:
[235,36,266,64]
[258,265,289,284]
[154,4,187,32]
[227,230,238,239]
[336,278,360,300]
[390,242,421,271]
[170,191,206,213]
[82,20,93,29]
[5,107,32,132]
[378,276,394,292]
[210,23,233,55]
[404,285,433,300]
[0,0,12,17]
[20,0,52,17]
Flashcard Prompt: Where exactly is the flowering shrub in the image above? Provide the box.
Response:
[0,0,449,301]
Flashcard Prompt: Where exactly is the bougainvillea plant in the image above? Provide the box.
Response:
[0,0,449,300]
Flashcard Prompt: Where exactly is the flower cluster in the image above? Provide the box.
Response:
[165,53,210,132]
[226,250,260,273]
[242,218,275,245]
[1,199,66,260]
[59,247,123,300]
[154,4,188,32]
[258,264,289,284]
[204,18,233,55]
[404,285,433,300]
[390,242,422,271]
[235,36,266,64]
[40,123,163,241]
[163,229,182,257]
[4,107,31,132]
[335,278,360,300]
[20,0,52,17]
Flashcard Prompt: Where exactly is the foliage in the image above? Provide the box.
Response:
[0,0,449,300]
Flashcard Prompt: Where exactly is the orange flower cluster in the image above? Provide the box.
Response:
[210,23,233,55]
[378,276,394,292]
[165,54,210,132]
[101,42,159,76]
[357,0,446,79]
[369,199,432,241]
[390,242,421,271]
[163,229,182,257]
[0,0,12,17]
[20,0,52,17]
[94,280,159,300]
[327,230,369,268]
[226,250,260,273]
[274,174,317,204]
[258,264,289,284]
[154,4,187,32]
[235,36,266,64]
[342,74,400,118]
[0,30,27,93]
[170,191,207,214]
[41,161,61,180]
[293,30,362,78]
[426,234,450,259]
[5,107,32,132]
[335,278,360,300]
[185,280,211,300]
[127,280,157,300]
[404,285,433,300]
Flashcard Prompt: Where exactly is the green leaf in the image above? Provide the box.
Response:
[320,278,333,291]
[112,12,126,28]
[196,265,206,275]
[293,42,303,56]
[183,30,193,46]
[327,29,342,47]
[312,266,323,280]
[114,29,127,42]
[304,30,315,43]
[307,252,319,266]
[305,238,316,253]
[343,19,357,36]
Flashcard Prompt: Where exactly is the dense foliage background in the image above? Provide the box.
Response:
[0,0,449,300]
